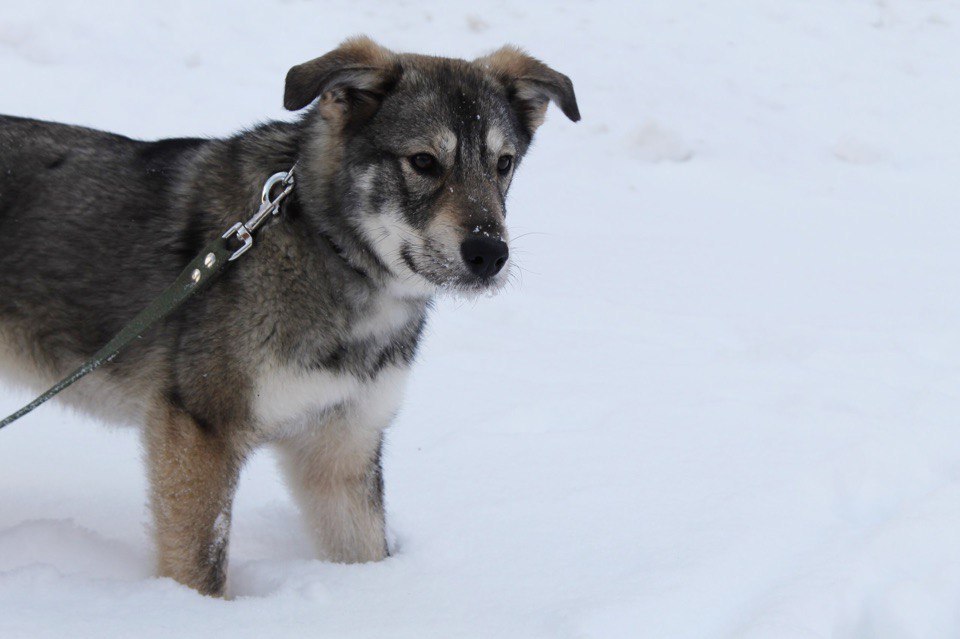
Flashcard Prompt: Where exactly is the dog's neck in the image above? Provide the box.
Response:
[227,113,435,305]
[281,183,371,281]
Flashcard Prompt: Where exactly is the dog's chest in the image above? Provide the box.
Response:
[251,291,424,437]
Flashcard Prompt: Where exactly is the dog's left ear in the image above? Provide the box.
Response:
[284,36,398,126]
[476,46,580,136]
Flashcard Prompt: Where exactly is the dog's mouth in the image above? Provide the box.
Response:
[399,240,510,296]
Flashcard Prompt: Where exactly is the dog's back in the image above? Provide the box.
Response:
[0,116,207,422]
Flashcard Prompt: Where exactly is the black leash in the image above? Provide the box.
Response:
[0,166,296,430]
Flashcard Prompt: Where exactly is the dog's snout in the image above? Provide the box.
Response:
[460,236,509,278]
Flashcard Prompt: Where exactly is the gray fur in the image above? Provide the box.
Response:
[0,37,578,595]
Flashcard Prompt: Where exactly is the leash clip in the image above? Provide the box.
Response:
[223,166,296,261]
[222,221,254,261]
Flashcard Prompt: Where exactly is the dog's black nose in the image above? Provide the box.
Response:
[460,236,509,278]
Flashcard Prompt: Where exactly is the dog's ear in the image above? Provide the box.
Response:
[476,46,580,136]
[284,36,398,126]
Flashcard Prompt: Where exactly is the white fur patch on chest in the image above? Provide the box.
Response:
[253,364,362,431]
[252,362,412,440]
[252,286,423,439]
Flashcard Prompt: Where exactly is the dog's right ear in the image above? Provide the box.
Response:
[284,36,398,126]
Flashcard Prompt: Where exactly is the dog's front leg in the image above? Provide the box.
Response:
[276,411,389,563]
[145,399,245,596]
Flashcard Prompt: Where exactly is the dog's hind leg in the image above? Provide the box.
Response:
[275,412,389,564]
[144,397,245,596]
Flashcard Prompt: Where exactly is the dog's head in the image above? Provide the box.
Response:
[285,36,579,296]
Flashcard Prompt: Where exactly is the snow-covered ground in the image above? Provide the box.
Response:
[2,1,960,636]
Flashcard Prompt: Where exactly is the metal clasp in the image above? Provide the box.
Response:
[222,166,297,261]
[261,172,289,206]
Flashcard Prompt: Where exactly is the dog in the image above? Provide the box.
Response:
[0,36,579,596]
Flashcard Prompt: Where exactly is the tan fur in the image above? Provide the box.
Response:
[478,45,536,79]
[0,323,158,427]
[274,367,408,563]
[480,47,551,130]
[335,35,395,72]
[285,36,397,115]
[476,45,580,131]
[277,419,386,563]
[145,396,246,596]
[276,425,386,563]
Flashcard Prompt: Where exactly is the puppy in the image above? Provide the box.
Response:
[0,36,579,595]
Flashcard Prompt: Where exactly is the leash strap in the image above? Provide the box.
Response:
[0,167,296,430]
[0,236,234,429]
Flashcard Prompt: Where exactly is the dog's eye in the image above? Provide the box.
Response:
[497,155,513,176]
[409,153,437,174]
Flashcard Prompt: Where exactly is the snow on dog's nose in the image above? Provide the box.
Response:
[460,236,509,279]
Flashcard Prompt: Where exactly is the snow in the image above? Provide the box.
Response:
[2,0,960,637]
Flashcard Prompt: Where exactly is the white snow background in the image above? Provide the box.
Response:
[2,1,960,637]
